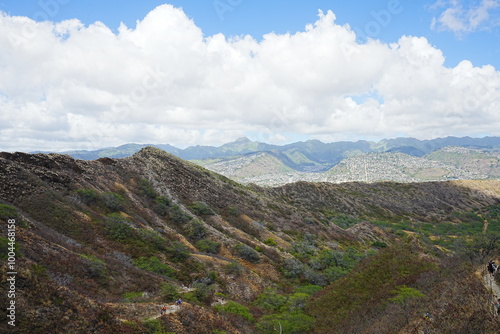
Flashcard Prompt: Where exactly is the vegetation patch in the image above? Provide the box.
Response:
[234,243,260,263]
[133,256,175,276]
[214,301,254,322]
[0,203,19,220]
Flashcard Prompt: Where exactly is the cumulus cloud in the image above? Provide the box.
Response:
[431,0,500,33]
[0,5,499,152]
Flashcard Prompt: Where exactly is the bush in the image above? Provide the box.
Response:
[137,229,168,251]
[214,301,254,322]
[264,238,278,246]
[142,319,163,334]
[75,189,100,206]
[166,241,190,262]
[0,204,18,220]
[223,262,243,276]
[234,243,260,263]
[122,291,144,303]
[227,206,239,216]
[303,267,328,286]
[282,258,305,279]
[104,214,135,241]
[189,201,215,216]
[187,220,207,241]
[329,214,361,229]
[80,254,107,279]
[138,178,158,199]
[169,205,192,224]
[254,289,287,312]
[101,192,125,211]
[154,196,170,216]
[285,292,310,311]
[134,256,175,276]
[195,239,221,254]
[192,282,215,304]
[295,284,322,296]
[160,282,180,301]
[371,241,388,248]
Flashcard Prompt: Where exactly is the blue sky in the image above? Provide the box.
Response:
[2,0,498,68]
[0,1,499,151]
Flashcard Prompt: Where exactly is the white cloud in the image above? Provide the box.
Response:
[431,0,500,33]
[0,5,499,152]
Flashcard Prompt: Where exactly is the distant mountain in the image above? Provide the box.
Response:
[62,143,182,160]
[40,136,500,185]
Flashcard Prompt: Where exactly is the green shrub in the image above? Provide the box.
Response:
[134,256,175,276]
[104,214,135,241]
[254,289,287,312]
[160,282,180,301]
[329,214,361,229]
[264,238,278,246]
[285,292,310,311]
[192,282,215,303]
[291,234,318,260]
[101,192,125,211]
[227,206,239,216]
[75,189,100,206]
[0,204,18,220]
[154,196,170,216]
[122,291,144,303]
[187,219,207,241]
[223,262,243,276]
[294,284,322,296]
[195,239,221,254]
[389,285,425,304]
[282,258,305,278]
[234,243,260,263]
[169,205,192,224]
[142,318,163,334]
[80,254,107,279]
[214,301,253,322]
[189,201,215,216]
[166,241,190,262]
[371,241,388,248]
[137,229,168,251]
[138,178,158,199]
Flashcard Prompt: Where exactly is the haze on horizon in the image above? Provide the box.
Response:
[0,2,499,152]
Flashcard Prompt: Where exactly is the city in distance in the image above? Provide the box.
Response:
[54,136,500,186]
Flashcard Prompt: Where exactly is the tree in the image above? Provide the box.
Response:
[455,233,500,264]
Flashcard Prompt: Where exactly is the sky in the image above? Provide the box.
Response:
[0,1,499,151]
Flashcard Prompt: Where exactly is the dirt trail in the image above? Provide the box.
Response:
[481,265,500,317]
[483,273,500,298]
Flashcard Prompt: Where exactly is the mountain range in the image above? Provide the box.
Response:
[46,136,500,186]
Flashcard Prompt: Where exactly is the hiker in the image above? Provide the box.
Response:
[160,305,167,315]
[487,260,497,276]
[423,312,432,321]
[176,298,182,306]
[496,299,500,315]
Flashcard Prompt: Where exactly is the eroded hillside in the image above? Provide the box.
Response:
[1,147,500,333]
